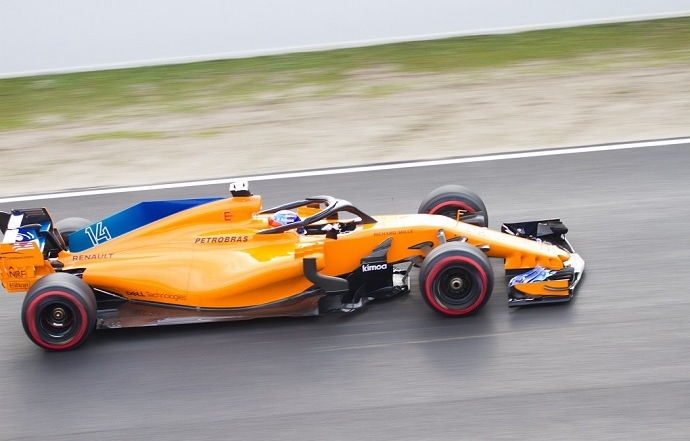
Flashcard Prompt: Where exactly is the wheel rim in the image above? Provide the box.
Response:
[38,301,77,340]
[433,266,479,308]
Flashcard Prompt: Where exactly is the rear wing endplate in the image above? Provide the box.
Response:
[1,210,56,293]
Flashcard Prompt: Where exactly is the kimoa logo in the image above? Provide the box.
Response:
[362,263,388,272]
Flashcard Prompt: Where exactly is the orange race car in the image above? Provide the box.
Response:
[0,182,584,351]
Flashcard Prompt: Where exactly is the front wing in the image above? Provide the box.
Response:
[502,219,585,306]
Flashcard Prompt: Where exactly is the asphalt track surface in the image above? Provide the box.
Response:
[1,142,690,440]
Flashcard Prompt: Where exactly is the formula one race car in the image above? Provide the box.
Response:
[0,183,584,351]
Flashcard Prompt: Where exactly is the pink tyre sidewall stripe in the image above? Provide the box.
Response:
[26,290,89,350]
[424,255,488,315]
[430,201,474,215]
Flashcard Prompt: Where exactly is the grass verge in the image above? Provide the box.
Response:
[1,16,689,131]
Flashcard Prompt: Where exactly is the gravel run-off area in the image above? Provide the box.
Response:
[1,58,689,197]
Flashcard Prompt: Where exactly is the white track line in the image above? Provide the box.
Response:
[1,137,688,204]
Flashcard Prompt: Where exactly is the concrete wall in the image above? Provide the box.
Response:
[1,0,688,78]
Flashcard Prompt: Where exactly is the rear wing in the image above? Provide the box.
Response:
[1,209,59,293]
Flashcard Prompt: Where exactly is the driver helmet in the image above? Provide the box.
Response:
[269,210,305,234]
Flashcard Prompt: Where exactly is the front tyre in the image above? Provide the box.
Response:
[21,273,97,351]
[419,242,493,317]
[418,185,488,227]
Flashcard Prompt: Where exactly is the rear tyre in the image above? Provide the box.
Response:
[419,242,493,317]
[21,273,97,351]
[55,217,92,249]
[418,185,488,227]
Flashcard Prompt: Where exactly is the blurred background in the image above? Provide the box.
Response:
[1,1,689,196]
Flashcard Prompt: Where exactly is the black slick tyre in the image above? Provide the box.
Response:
[21,273,97,351]
[419,242,493,317]
[55,217,92,249]
[418,185,488,227]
